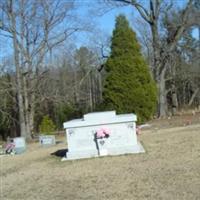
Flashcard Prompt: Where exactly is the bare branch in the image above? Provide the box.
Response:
[114,0,152,23]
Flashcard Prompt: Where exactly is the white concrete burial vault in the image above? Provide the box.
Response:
[62,111,145,161]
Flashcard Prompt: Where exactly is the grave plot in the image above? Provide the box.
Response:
[63,111,145,160]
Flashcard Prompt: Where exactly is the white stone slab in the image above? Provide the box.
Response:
[63,111,137,129]
[84,111,116,121]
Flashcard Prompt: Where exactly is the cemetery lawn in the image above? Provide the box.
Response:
[1,114,200,200]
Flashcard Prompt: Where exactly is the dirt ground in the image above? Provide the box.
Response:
[1,113,200,200]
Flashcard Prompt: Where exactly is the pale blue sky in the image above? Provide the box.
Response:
[0,0,198,59]
[73,0,198,47]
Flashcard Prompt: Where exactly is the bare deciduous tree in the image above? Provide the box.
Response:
[0,0,82,139]
[105,0,200,116]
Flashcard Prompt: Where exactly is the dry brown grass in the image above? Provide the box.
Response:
[1,118,200,200]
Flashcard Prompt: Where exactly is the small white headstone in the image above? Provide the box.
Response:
[39,135,55,147]
[13,137,26,154]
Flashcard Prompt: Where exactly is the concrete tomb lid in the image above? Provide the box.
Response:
[63,111,137,129]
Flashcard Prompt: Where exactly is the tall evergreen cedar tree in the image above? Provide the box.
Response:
[103,15,157,122]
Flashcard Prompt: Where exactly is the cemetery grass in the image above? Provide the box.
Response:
[1,114,200,200]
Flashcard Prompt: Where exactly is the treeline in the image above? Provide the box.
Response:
[0,0,200,140]
[0,46,103,139]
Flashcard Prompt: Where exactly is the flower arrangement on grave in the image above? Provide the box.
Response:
[5,141,16,155]
[96,127,111,139]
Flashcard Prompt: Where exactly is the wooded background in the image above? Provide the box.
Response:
[0,0,199,140]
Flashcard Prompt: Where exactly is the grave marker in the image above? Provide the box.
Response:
[63,111,144,160]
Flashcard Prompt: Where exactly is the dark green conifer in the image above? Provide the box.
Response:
[103,15,157,122]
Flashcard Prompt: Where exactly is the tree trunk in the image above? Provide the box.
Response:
[151,24,168,117]
[74,70,79,105]
[29,85,35,137]
[151,24,160,82]
[23,75,32,140]
[158,68,167,117]
[89,71,93,111]
[172,91,178,115]
[10,5,27,138]
[189,88,199,106]
[98,72,103,103]
[29,106,35,136]
[171,79,178,115]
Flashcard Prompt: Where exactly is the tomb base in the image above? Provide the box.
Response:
[61,141,145,161]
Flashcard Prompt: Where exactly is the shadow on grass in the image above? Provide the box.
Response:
[51,148,68,158]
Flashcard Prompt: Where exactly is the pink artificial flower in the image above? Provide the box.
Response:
[5,142,15,151]
[96,129,105,138]
[102,127,111,136]
[96,127,111,138]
